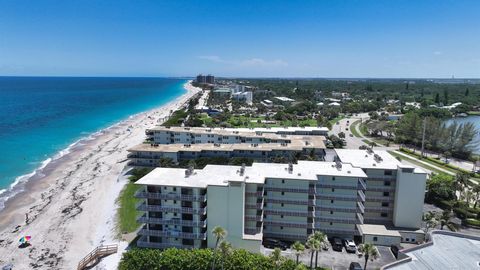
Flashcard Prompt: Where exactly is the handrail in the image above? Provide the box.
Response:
[77,244,118,270]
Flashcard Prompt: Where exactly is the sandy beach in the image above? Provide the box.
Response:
[0,81,201,269]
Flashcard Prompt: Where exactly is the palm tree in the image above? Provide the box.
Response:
[473,183,480,209]
[439,209,457,231]
[211,226,227,270]
[306,237,320,270]
[218,241,232,270]
[291,241,305,265]
[269,248,283,269]
[423,211,439,240]
[358,243,379,270]
[310,231,328,268]
[455,172,469,200]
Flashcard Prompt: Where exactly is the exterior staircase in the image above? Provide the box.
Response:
[77,244,118,270]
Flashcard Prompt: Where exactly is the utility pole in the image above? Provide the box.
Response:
[421,118,426,158]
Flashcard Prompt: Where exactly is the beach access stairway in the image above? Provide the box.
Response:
[77,244,118,270]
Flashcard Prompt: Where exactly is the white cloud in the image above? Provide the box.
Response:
[197,55,288,68]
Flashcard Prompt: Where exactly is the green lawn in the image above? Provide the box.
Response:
[117,182,141,234]
[200,114,320,128]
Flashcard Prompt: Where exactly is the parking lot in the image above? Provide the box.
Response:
[262,244,396,270]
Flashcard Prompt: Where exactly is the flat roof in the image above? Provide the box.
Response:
[135,161,367,188]
[358,224,401,237]
[384,232,480,270]
[274,96,295,102]
[129,136,325,153]
[335,149,422,171]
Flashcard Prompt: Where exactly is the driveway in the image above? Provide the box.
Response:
[262,245,396,270]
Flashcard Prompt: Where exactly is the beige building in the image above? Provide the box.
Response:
[134,150,427,251]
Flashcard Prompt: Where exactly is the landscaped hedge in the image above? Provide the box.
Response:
[464,218,480,228]
[119,248,300,270]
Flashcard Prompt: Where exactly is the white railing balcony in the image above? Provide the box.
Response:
[315,216,358,224]
[137,215,207,227]
[366,185,395,192]
[135,191,206,201]
[364,206,394,213]
[245,191,263,197]
[137,236,187,249]
[264,186,315,194]
[358,179,367,190]
[316,183,358,190]
[315,205,358,213]
[365,196,395,202]
[264,208,313,217]
[265,197,313,206]
[245,203,264,209]
[357,202,365,213]
[314,227,357,235]
[245,215,263,222]
[357,213,364,224]
[263,220,313,229]
[263,232,307,240]
[316,194,358,201]
[136,203,206,215]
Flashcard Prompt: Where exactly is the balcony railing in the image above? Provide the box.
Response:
[265,197,314,206]
[316,183,358,190]
[244,228,262,235]
[135,191,206,201]
[245,203,264,209]
[137,215,206,227]
[136,203,206,215]
[364,206,394,213]
[366,177,396,182]
[357,213,364,224]
[314,227,358,235]
[365,196,395,202]
[315,216,358,224]
[139,229,207,240]
[366,186,396,192]
[264,208,313,217]
[245,191,263,197]
[264,186,315,194]
[264,220,313,229]
[245,215,263,222]
[315,205,358,213]
[315,194,358,201]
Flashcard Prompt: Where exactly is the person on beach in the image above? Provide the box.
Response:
[25,213,29,224]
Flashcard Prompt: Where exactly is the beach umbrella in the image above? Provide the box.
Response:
[19,236,31,243]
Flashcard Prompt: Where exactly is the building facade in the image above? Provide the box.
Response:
[135,150,426,252]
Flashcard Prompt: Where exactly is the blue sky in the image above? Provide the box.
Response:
[0,0,479,78]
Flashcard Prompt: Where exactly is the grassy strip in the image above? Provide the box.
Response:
[467,111,480,116]
[350,120,362,138]
[328,115,344,126]
[388,151,446,174]
[117,182,141,234]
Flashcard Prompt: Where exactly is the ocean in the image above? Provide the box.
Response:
[0,77,186,207]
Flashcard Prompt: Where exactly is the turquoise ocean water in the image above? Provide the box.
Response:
[0,77,186,208]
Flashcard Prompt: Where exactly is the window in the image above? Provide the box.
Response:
[331,188,335,192]
[381,213,388,217]
[281,192,285,196]
[173,213,177,217]
[331,200,334,204]
[281,203,284,207]
[373,237,378,242]
[282,180,285,184]
[381,202,389,207]
[384,170,393,176]
[406,238,410,242]
[173,187,177,192]
[383,192,390,197]
[330,211,333,215]
[332,177,336,181]
[280,226,284,230]
[173,200,177,204]
[330,222,333,226]
[281,215,284,219]
[384,181,391,186]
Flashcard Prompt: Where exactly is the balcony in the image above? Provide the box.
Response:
[314,227,358,235]
[357,213,364,224]
[315,205,358,213]
[264,220,313,229]
[315,216,359,224]
[137,215,207,227]
[136,202,206,215]
[245,215,263,222]
[365,196,395,202]
[357,202,365,214]
[264,186,315,194]
[265,197,314,206]
[135,191,206,202]
[244,228,262,235]
[245,203,264,209]
[364,206,394,213]
[263,232,308,240]
[315,193,358,201]
[316,183,358,190]
[366,177,396,182]
[245,191,263,197]
[366,185,396,192]
[139,228,207,240]
[264,208,313,217]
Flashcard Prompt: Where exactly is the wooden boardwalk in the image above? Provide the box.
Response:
[77,244,118,270]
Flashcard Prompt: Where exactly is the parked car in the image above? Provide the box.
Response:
[262,238,288,250]
[349,262,363,270]
[331,237,343,252]
[344,239,357,253]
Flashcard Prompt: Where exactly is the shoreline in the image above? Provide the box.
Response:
[0,80,201,269]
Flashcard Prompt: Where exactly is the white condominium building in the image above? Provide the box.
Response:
[134,149,426,252]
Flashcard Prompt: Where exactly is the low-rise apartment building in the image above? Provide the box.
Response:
[134,150,426,251]
[128,127,326,166]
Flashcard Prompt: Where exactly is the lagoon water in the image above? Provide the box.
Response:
[445,115,480,154]
[0,77,186,200]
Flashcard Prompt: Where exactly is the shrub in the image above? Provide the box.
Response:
[453,207,476,219]
[464,218,480,228]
